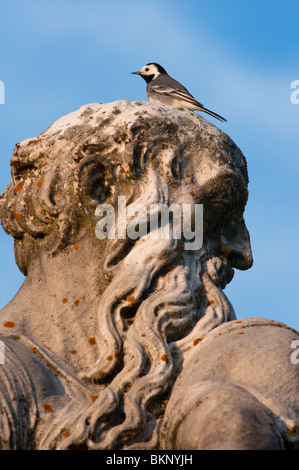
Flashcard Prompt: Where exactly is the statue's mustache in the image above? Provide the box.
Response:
[205,256,235,289]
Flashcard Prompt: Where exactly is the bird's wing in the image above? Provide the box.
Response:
[151,85,204,108]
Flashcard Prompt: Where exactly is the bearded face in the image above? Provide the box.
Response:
[70,105,253,450]
[0,101,252,450]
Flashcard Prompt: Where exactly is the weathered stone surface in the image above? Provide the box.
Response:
[0,100,298,450]
[161,318,299,450]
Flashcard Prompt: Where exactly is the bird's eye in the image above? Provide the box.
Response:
[145,67,149,72]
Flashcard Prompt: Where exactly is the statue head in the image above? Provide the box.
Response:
[0,101,253,449]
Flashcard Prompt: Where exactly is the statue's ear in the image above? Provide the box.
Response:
[75,151,116,219]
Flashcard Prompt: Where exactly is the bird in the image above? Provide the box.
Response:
[132,63,227,122]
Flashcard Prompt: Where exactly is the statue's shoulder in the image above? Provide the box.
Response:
[0,333,92,449]
[161,318,299,450]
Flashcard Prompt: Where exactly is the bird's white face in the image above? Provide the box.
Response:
[134,64,161,80]
[139,64,160,79]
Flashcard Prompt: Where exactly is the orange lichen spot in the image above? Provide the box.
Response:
[207,300,215,307]
[73,244,79,250]
[220,246,231,257]
[292,337,297,341]
[235,320,243,324]
[130,355,135,360]
[43,344,51,350]
[114,350,119,358]
[186,173,191,178]
[211,277,218,285]
[14,212,21,222]
[127,295,135,302]
[42,403,53,413]
[190,191,195,197]
[91,394,99,403]
[61,428,70,438]
[161,399,169,409]
[61,297,68,304]
[70,349,77,355]
[288,427,298,437]
[125,184,131,195]
[13,181,24,194]
[36,175,44,189]
[74,299,80,306]
[88,337,96,345]
[31,346,38,353]
[161,354,169,364]
[141,333,146,337]
[98,370,105,376]
[237,332,245,335]
[193,338,203,346]
[160,329,164,334]
[106,355,113,361]
[3,321,15,328]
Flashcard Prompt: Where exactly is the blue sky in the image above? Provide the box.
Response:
[0,0,299,330]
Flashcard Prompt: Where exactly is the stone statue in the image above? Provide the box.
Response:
[0,101,298,450]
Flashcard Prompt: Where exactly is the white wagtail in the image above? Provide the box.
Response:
[132,63,226,122]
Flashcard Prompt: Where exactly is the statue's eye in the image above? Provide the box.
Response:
[145,68,149,72]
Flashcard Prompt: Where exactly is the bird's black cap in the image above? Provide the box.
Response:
[146,63,168,74]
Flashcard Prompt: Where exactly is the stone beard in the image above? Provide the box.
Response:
[0,101,297,451]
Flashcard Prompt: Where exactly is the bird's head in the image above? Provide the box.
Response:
[132,63,167,83]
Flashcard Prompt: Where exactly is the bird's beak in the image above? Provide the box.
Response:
[131,71,141,75]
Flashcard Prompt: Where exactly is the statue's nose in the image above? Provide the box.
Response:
[219,220,253,271]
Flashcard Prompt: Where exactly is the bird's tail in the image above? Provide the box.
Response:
[201,106,227,122]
